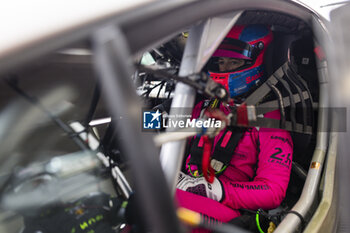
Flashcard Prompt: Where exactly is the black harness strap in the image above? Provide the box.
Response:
[188,135,206,166]
[189,128,245,175]
[211,128,245,170]
[188,100,246,176]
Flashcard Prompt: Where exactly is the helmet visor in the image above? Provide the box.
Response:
[212,38,253,60]
[207,38,255,73]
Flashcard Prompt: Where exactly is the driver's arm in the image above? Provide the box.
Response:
[220,127,293,210]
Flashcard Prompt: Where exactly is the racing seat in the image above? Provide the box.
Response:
[241,35,318,208]
[288,36,319,170]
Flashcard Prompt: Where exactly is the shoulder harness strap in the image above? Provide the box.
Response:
[188,99,246,176]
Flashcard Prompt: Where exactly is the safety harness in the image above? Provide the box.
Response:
[187,99,246,177]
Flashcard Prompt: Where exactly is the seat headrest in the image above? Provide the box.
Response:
[288,37,316,73]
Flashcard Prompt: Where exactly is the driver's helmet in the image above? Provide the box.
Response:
[207,24,273,97]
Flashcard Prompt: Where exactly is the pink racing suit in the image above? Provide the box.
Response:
[176,100,293,224]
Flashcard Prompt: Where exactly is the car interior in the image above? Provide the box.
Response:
[136,9,320,220]
[0,5,329,233]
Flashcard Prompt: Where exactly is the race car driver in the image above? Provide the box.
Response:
[176,24,293,228]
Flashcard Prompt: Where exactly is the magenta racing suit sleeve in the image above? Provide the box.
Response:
[220,126,293,210]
